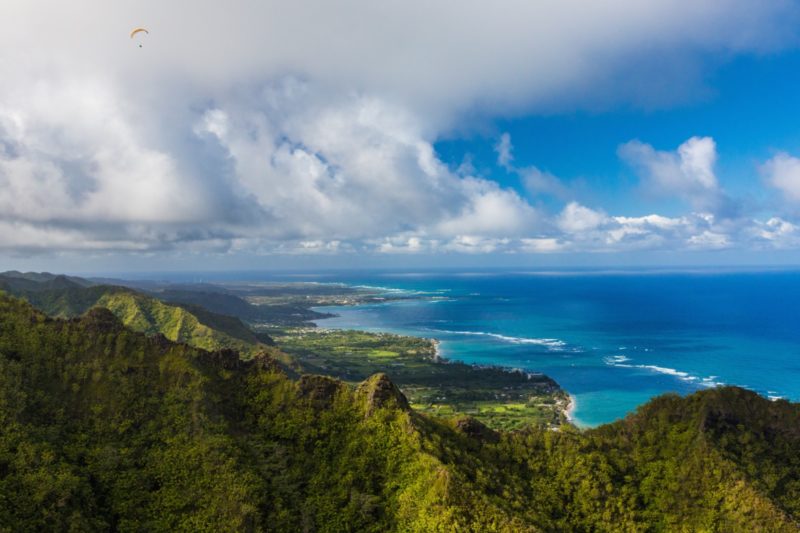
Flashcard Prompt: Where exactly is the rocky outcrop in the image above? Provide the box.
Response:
[357,373,410,416]
[297,374,347,408]
[453,416,499,444]
[80,306,124,332]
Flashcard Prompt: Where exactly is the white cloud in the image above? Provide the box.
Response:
[1,1,800,259]
[613,214,685,230]
[519,238,565,253]
[442,236,511,254]
[3,1,796,118]
[687,230,730,249]
[198,90,540,243]
[435,179,540,238]
[558,203,608,233]
[618,136,723,208]
[495,133,513,169]
[762,152,800,202]
[377,236,428,254]
[678,136,718,190]
[0,79,262,255]
[748,217,800,248]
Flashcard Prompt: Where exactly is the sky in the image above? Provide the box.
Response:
[2,0,800,273]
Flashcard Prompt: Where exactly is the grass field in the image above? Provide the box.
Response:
[276,328,569,430]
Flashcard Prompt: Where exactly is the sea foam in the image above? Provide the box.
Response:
[432,329,568,350]
[603,355,723,387]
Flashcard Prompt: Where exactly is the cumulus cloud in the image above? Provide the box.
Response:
[368,209,798,255]
[619,136,717,199]
[762,152,800,202]
[748,217,800,248]
[0,79,229,224]
[558,203,608,234]
[197,88,540,243]
[618,136,741,218]
[1,1,800,258]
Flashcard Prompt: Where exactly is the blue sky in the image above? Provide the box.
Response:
[2,1,800,272]
[436,50,800,217]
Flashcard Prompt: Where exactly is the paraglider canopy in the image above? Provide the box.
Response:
[130,27,148,47]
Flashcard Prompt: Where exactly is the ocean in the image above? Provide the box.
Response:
[299,269,800,427]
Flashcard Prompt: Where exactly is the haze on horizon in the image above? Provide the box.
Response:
[3,1,800,273]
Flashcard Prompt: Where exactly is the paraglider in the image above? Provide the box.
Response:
[130,27,148,48]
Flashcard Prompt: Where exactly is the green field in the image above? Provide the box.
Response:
[276,328,569,430]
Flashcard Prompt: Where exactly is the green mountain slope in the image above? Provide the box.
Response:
[0,273,271,358]
[0,294,521,531]
[0,293,797,531]
[95,291,262,355]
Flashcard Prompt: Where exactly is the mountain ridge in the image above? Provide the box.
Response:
[0,271,273,357]
[0,292,797,531]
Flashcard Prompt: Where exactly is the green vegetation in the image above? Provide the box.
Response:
[161,281,568,429]
[0,273,565,429]
[0,293,798,531]
[154,287,335,328]
[277,329,567,430]
[0,272,274,358]
[95,291,265,356]
[214,282,408,330]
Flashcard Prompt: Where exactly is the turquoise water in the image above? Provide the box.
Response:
[304,270,800,427]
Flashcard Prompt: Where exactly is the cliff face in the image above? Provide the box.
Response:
[0,292,797,531]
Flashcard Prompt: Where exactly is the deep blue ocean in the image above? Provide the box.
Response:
[289,269,800,427]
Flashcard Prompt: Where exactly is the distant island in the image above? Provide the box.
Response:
[0,271,798,530]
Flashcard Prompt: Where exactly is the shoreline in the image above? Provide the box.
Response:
[431,338,442,361]
[425,336,561,387]
[565,394,577,424]
[310,290,571,426]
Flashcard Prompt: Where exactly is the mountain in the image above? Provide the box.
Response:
[0,270,92,287]
[94,290,265,355]
[152,286,336,328]
[0,272,273,356]
[0,271,89,294]
[0,293,797,531]
[157,288,262,319]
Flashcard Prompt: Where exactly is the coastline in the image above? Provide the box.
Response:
[426,336,563,389]
[190,274,800,428]
[565,394,576,424]
[430,338,442,361]
[302,286,572,428]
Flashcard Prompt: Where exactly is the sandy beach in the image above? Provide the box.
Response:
[565,394,577,423]
[430,338,443,361]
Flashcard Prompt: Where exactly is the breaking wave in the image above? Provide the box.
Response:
[603,355,724,387]
[431,329,568,350]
